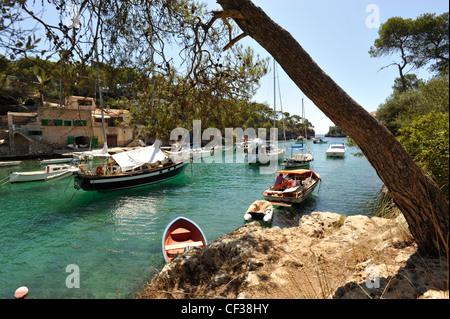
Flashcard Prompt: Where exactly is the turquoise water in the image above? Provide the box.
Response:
[0,137,383,298]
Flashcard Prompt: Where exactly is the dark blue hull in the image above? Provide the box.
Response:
[74,162,188,191]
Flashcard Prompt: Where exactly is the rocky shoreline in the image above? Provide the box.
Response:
[137,212,448,299]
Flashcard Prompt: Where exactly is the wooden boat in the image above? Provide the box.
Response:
[74,143,189,192]
[162,217,207,263]
[263,169,320,205]
[10,164,78,183]
[326,143,346,157]
[244,200,274,223]
[0,161,22,167]
[39,158,73,165]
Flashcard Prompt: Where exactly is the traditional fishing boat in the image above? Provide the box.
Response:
[326,143,346,157]
[162,216,207,263]
[243,200,274,224]
[0,161,22,167]
[263,169,320,205]
[39,158,73,165]
[10,164,78,183]
[73,142,189,191]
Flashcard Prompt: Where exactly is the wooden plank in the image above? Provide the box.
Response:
[165,241,204,250]
[269,201,292,207]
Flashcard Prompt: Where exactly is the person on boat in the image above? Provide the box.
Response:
[274,173,285,186]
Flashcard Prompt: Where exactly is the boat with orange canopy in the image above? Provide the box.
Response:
[162,217,207,263]
[263,169,320,205]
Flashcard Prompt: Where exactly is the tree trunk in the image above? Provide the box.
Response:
[217,0,449,256]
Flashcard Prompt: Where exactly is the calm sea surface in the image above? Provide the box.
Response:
[0,137,383,298]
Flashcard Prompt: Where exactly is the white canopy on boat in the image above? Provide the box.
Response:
[112,142,166,170]
[72,145,111,158]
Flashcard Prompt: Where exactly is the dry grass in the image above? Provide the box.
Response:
[136,203,448,299]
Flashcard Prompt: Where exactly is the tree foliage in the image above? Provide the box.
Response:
[376,71,449,135]
[370,12,449,91]
[399,111,449,199]
[0,1,276,139]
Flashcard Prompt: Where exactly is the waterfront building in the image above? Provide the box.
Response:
[5,96,135,155]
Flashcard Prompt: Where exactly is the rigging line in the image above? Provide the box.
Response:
[64,189,79,205]
[0,175,10,186]
[275,62,286,142]
[63,175,72,193]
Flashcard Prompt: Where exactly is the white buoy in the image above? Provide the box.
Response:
[14,286,29,299]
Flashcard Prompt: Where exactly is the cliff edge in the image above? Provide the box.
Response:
[137,212,448,299]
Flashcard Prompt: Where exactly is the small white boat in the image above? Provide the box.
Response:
[244,200,274,224]
[313,137,329,144]
[10,164,78,183]
[0,161,22,167]
[39,158,73,165]
[326,143,346,157]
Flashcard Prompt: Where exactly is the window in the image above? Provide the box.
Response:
[28,130,42,136]
[78,99,93,106]
[41,119,62,126]
[74,120,87,126]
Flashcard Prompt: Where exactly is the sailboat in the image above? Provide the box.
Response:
[73,53,189,191]
[73,142,189,191]
[282,98,313,168]
[245,59,286,165]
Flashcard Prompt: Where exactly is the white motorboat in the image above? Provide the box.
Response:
[10,164,79,183]
[326,143,346,157]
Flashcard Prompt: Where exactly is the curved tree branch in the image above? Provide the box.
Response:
[216,0,449,256]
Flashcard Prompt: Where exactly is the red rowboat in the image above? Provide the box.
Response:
[162,217,207,263]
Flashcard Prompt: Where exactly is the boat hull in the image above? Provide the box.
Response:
[263,181,319,204]
[162,217,207,263]
[263,169,320,205]
[0,161,22,167]
[326,151,345,157]
[74,161,188,191]
[10,165,76,183]
[282,161,311,169]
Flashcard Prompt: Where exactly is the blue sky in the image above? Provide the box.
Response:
[203,0,449,134]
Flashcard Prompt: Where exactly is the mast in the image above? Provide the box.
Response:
[273,58,276,129]
[96,46,108,152]
[302,98,308,149]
